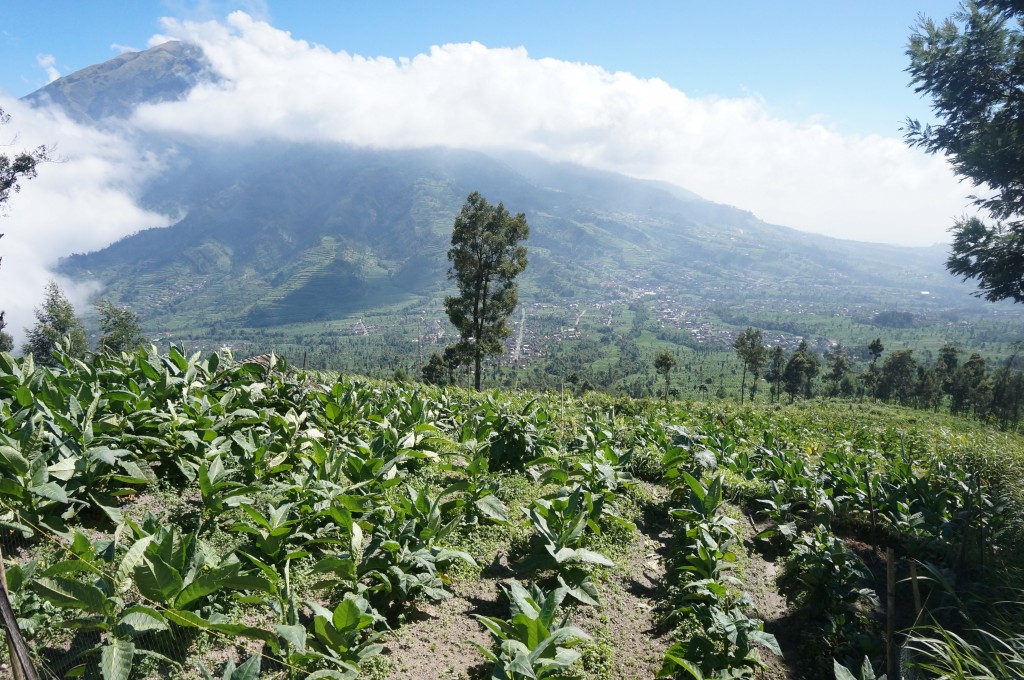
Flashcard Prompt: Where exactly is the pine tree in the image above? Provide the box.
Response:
[444,192,529,391]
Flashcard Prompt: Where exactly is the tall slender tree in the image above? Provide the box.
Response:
[444,192,529,390]
[824,345,852,397]
[654,349,677,402]
[764,346,787,403]
[733,327,766,405]
[783,339,820,402]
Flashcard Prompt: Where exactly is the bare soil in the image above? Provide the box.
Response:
[382,484,675,679]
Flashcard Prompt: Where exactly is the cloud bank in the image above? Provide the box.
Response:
[136,11,969,247]
[0,99,172,347]
[1,11,975,344]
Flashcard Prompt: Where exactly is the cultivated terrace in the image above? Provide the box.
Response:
[0,346,1021,679]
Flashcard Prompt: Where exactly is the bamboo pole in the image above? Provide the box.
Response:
[886,547,897,680]
[0,543,38,680]
[910,560,922,621]
[865,470,877,552]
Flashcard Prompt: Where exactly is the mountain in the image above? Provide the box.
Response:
[23,41,211,123]
[55,140,977,327]
[22,43,1019,356]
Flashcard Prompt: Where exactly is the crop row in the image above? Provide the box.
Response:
[0,345,1020,679]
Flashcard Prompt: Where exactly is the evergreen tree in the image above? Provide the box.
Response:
[0,317,12,353]
[444,192,529,391]
[653,349,677,402]
[824,345,851,397]
[421,351,451,386]
[783,339,819,402]
[22,281,87,365]
[764,346,787,403]
[906,1,1024,302]
[95,299,145,354]
[950,353,989,417]
[877,349,918,405]
[936,342,961,399]
[991,352,1024,429]
[915,365,944,411]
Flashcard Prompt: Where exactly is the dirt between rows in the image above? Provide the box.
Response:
[383,487,675,679]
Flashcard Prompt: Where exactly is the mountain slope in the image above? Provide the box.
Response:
[57,140,977,329]
[23,42,1010,342]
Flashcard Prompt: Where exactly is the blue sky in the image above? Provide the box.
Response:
[2,0,961,138]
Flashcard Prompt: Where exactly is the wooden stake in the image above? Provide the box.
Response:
[865,470,877,551]
[0,543,38,680]
[910,560,922,622]
[886,547,897,680]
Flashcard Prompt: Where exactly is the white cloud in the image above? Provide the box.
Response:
[129,11,972,246]
[111,43,141,54]
[0,99,173,347]
[35,54,60,83]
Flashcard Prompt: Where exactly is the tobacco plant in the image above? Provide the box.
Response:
[473,581,590,680]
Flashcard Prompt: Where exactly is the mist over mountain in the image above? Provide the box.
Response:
[18,41,1010,343]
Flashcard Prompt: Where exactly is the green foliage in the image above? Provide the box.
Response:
[444,191,529,390]
[0,345,1021,677]
[777,525,880,670]
[473,581,591,680]
[200,655,262,680]
[659,467,780,677]
[834,657,885,680]
[733,327,766,405]
[96,299,146,354]
[906,1,1024,302]
[526,487,614,569]
[21,280,87,365]
[654,349,678,402]
[299,596,384,673]
[0,106,47,208]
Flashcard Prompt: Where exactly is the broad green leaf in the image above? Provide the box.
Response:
[834,660,858,680]
[116,535,155,590]
[134,554,184,603]
[117,605,168,636]
[331,598,361,632]
[659,649,705,680]
[101,639,135,680]
[86,447,119,466]
[29,480,68,504]
[175,569,226,609]
[230,655,262,680]
[14,385,32,408]
[474,494,509,523]
[749,629,782,656]
[89,493,125,525]
[33,576,107,613]
[276,623,307,651]
[47,456,78,481]
[435,549,478,568]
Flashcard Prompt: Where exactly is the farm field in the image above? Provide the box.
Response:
[1,347,1022,679]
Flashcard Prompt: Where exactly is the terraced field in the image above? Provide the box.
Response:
[0,347,1021,679]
